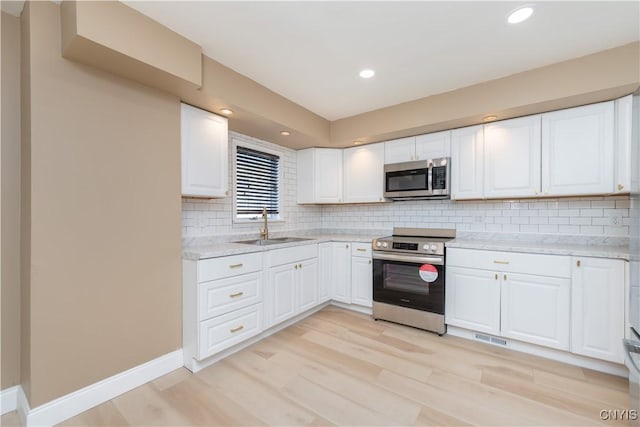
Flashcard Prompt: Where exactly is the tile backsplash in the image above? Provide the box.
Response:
[183,132,630,240]
[321,196,630,236]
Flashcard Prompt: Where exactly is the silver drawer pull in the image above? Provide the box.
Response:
[229,291,244,298]
[357,248,367,252]
[230,325,244,333]
[493,260,510,265]
[229,263,243,269]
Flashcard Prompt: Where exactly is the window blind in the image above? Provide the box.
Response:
[236,146,280,216]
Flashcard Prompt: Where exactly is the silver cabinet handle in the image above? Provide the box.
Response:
[493,260,510,265]
[229,292,244,298]
[230,325,244,333]
[229,263,243,269]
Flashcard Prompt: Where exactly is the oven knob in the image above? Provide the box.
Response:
[422,244,429,250]
[376,242,382,247]
[382,242,388,248]
[430,245,437,251]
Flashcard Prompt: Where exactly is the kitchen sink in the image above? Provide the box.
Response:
[233,237,313,246]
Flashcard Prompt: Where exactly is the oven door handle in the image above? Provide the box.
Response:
[372,252,444,265]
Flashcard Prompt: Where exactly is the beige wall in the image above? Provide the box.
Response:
[2,11,21,390]
[330,42,640,146]
[20,1,31,400]
[22,1,182,406]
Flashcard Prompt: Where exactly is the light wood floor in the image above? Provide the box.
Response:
[3,306,631,426]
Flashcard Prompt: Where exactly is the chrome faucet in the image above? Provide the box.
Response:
[260,207,269,240]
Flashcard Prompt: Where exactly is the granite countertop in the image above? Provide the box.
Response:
[183,230,385,260]
[446,233,630,260]
[184,229,631,261]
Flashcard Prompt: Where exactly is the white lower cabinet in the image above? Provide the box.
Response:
[500,272,570,350]
[268,263,297,326]
[446,248,626,364]
[265,244,319,328]
[183,252,265,369]
[329,242,352,304]
[445,266,500,335]
[198,304,262,359]
[351,243,373,307]
[571,257,625,363]
[318,242,333,303]
[319,241,372,308]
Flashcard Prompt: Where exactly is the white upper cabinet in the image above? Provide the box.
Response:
[181,103,229,198]
[384,136,416,164]
[384,131,451,164]
[541,101,615,196]
[451,125,484,200]
[297,148,343,204]
[615,94,632,194]
[415,130,451,160]
[343,142,386,203]
[484,115,541,198]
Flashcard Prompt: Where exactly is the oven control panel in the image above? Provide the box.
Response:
[372,237,446,255]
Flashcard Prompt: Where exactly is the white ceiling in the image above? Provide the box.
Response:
[6,1,636,121]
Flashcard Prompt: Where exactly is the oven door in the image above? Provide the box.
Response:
[373,252,445,314]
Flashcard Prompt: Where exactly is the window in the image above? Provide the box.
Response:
[235,145,280,220]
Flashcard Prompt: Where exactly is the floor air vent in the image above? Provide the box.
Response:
[474,333,507,347]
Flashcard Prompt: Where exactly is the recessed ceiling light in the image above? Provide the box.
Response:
[483,115,498,122]
[220,108,233,115]
[359,69,375,79]
[280,131,291,136]
[353,141,362,145]
[507,6,533,24]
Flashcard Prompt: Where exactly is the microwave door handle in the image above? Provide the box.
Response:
[427,161,433,193]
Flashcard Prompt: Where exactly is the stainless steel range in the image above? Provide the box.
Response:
[372,227,456,335]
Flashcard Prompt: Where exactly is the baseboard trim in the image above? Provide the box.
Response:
[25,349,183,427]
[1,385,19,415]
[329,300,372,315]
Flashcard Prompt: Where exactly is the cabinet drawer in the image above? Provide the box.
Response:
[268,244,318,267]
[351,242,372,257]
[197,304,263,360]
[447,248,570,278]
[199,272,263,321]
[199,252,263,282]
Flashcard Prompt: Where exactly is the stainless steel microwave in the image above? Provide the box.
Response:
[383,158,450,200]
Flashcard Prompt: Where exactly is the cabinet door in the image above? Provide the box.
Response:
[331,242,352,303]
[181,103,228,198]
[615,95,632,194]
[415,131,451,160]
[343,143,386,203]
[445,266,500,334]
[571,257,625,363]
[267,263,297,327]
[351,256,373,307]
[315,149,343,203]
[384,137,416,164]
[298,259,319,313]
[484,116,541,198]
[318,242,333,303]
[542,102,614,196]
[500,272,570,350]
[451,125,484,200]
